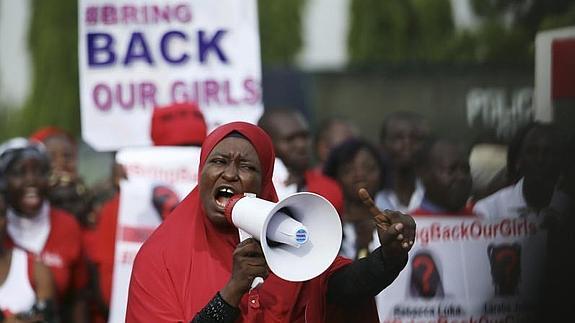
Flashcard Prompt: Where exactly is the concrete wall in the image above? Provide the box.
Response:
[263,66,535,146]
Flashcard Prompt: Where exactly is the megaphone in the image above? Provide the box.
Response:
[224,192,342,282]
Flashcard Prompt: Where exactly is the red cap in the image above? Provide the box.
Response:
[151,102,207,146]
[29,126,75,145]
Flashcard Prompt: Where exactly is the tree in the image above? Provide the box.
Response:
[347,0,575,65]
[19,0,80,137]
[258,0,305,66]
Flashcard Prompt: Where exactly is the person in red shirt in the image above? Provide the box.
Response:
[411,138,474,216]
[82,194,119,322]
[257,108,344,214]
[0,138,88,322]
[0,190,57,322]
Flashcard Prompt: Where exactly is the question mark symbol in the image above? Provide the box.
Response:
[495,249,518,292]
[413,255,434,296]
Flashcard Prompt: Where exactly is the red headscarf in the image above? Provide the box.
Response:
[126,122,378,323]
[29,126,76,145]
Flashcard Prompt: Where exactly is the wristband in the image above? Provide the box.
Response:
[192,292,240,322]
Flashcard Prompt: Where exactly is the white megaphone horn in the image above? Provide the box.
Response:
[224,192,342,282]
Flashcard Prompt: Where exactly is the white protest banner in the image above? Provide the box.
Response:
[376,215,548,323]
[79,0,263,151]
[109,146,200,322]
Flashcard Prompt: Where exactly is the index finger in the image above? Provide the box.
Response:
[358,188,391,224]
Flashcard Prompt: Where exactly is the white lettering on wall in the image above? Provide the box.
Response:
[466,87,533,139]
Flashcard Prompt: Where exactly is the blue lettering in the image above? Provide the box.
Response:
[87,30,231,67]
[123,32,154,66]
[161,31,189,65]
[199,30,228,64]
[87,33,116,66]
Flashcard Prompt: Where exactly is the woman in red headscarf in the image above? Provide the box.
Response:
[126,122,415,322]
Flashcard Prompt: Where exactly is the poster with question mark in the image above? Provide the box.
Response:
[109,146,201,322]
[376,215,547,323]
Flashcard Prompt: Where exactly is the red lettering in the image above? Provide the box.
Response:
[418,227,429,246]
[87,4,193,25]
[140,82,158,108]
[223,80,239,105]
[500,219,512,236]
[442,226,452,241]
[470,221,482,238]
[243,78,261,104]
[492,221,500,238]
[451,226,460,239]
[175,4,192,22]
[117,83,135,109]
[93,83,113,111]
[169,78,261,107]
[431,223,441,241]
[91,82,157,111]
[121,5,138,24]
[171,80,189,102]
[460,222,470,239]
[102,5,117,25]
[483,223,494,238]
[204,79,220,105]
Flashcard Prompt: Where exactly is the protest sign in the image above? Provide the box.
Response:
[376,215,548,323]
[79,0,263,150]
[108,146,200,322]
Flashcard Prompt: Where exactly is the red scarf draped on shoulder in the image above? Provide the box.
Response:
[126,122,378,323]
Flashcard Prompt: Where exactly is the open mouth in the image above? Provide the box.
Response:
[22,187,42,209]
[214,186,236,209]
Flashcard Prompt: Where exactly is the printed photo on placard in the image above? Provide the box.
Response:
[376,215,548,323]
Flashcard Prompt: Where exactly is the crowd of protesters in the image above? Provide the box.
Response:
[0,104,573,322]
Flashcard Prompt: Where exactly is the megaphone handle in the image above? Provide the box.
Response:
[237,229,264,290]
[251,277,264,290]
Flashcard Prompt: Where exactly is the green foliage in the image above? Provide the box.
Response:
[470,0,575,63]
[474,21,532,63]
[348,0,411,64]
[540,3,575,31]
[470,0,521,17]
[0,105,23,141]
[348,0,457,65]
[441,31,479,62]
[258,0,305,66]
[410,0,455,61]
[348,0,575,65]
[19,0,80,137]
